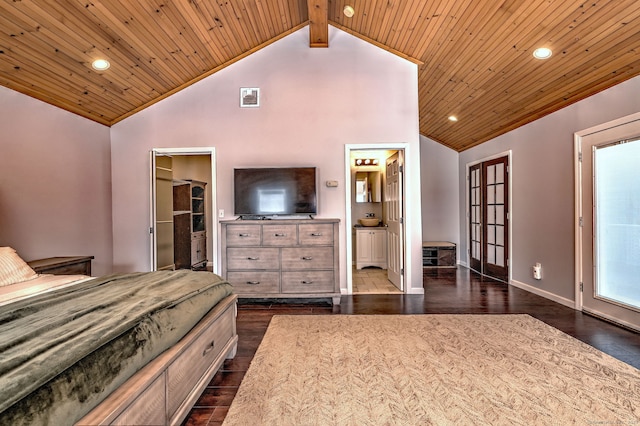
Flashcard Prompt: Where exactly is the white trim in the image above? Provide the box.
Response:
[344,143,418,295]
[574,112,640,331]
[150,148,218,273]
[344,147,353,295]
[149,151,157,271]
[583,308,640,334]
[510,279,575,309]
[573,135,583,310]
[575,111,640,138]
[574,111,640,312]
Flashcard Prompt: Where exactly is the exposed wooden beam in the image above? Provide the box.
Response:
[308,0,328,47]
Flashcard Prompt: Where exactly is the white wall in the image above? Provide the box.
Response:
[0,86,113,276]
[111,26,422,292]
[458,74,640,305]
[420,135,460,257]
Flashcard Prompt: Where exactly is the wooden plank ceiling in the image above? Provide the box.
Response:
[1,0,639,151]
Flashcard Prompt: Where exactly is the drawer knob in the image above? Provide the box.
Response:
[203,340,215,356]
[246,281,260,285]
[274,233,286,237]
[301,280,314,284]
[247,257,259,260]
[311,233,323,236]
[238,233,250,237]
[302,256,313,260]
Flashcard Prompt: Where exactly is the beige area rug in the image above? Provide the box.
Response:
[223,315,640,426]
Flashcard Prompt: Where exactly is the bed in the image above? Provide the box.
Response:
[0,247,238,426]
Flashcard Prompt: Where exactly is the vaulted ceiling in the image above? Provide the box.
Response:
[1,1,639,151]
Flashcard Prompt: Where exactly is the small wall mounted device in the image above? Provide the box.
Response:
[533,263,542,280]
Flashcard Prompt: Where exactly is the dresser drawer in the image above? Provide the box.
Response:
[262,224,297,246]
[282,271,334,293]
[227,247,279,270]
[167,306,234,416]
[281,247,333,269]
[225,225,261,246]
[227,271,280,293]
[299,224,334,245]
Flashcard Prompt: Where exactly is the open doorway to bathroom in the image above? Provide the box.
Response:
[347,147,405,294]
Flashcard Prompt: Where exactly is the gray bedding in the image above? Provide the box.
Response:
[0,270,234,425]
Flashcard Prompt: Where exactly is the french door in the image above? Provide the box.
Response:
[577,115,640,331]
[469,156,509,282]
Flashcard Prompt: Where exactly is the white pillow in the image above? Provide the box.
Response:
[0,247,38,287]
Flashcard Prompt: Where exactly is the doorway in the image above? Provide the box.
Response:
[576,113,640,332]
[467,153,511,282]
[150,148,217,273]
[346,146,406,294]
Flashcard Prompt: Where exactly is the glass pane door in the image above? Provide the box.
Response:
[579,116,640,331]
[483,159,508,281]
[467,156,509,282]
[593,139,640,311]
[469,164,482,273]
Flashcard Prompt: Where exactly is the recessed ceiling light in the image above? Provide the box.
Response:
[448,115,458,122]
[92,59,110,71]
[343,5,355,18]
[533,47,552,60]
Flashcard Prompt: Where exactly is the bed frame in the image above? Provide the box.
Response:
[77,294,238,425]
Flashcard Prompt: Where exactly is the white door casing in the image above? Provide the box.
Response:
[150,148,217,273]
[344,144,414,295]
[576,113,640,332]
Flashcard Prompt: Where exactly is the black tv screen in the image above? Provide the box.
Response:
[234,167,317,217]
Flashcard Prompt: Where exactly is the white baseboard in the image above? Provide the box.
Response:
[582,307,640,333]
[510,279,575,309]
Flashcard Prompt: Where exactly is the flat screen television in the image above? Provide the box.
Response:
[234,167,317,217]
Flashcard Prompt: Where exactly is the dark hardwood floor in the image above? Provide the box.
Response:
[183,266,640,426]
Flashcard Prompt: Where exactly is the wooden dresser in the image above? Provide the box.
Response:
[28,256,94,276]
[221,219,341,305]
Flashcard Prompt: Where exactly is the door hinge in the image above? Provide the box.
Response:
[580,282,584,292]
[399,165,404,173]
[400,268,404,275]
[506,165,509,173]
[400,217,404,224]
[578,152,583,162]
[150,227,154,234]
[579,217,584,227]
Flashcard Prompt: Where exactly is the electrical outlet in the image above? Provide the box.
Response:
[218,209,224,218]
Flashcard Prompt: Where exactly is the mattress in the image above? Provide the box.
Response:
[0,274,92,306]
[0,270,234,426]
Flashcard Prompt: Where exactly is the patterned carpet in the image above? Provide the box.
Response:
[223,315,640,425]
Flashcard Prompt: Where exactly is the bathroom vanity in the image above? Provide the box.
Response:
[355,227,387,269]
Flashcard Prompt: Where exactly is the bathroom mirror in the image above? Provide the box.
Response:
[355,171,381,203]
